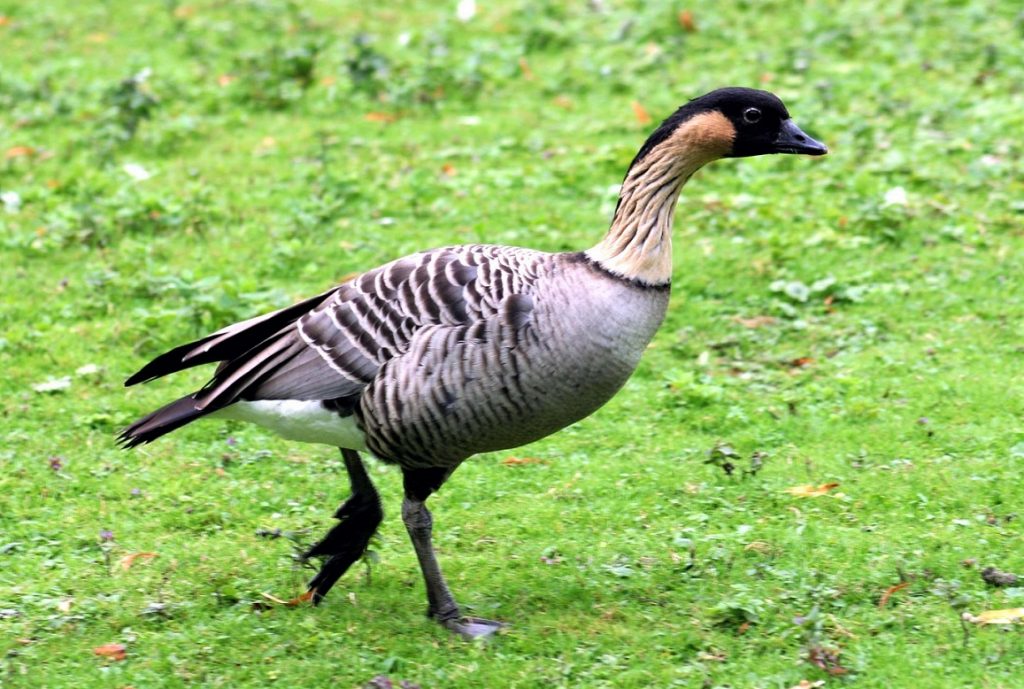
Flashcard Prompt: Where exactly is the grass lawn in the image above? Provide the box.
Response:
[2,1,1023,687]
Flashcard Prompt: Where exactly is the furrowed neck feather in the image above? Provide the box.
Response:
[587,110,735,285]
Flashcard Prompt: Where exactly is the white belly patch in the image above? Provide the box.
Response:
[213,400,367,450]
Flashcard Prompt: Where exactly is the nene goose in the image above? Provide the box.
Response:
[120,87,826,638]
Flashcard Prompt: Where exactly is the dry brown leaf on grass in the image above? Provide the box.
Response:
[631,101,652,126]
[518,57,535,80]
[289,590,314,605]
[962,607,1024,625]
[501,456,547,466]
[552,95,573,110]
[260,592,290,605]
[807,646,849,675]
[364,112,397,123]
[93,643,127,661]
[877,581,908,608]
[260,590,314,607]
[784,483,840,498]
[677,9,697,32]
[734,315,776,329]
[119,552,158,571]
[5,146,34,159]
[253,136,276,155]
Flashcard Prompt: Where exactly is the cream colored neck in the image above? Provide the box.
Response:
[587,111,735,285]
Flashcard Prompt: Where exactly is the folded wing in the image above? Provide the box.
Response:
[120,245,536,446]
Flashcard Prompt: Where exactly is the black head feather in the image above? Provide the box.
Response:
[627,87,823,171]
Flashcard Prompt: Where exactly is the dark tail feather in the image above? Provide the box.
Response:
[124,334,230,387]
[118,394,214,448]
[124,287,337,386]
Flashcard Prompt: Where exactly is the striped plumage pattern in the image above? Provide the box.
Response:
[121,244,669,470]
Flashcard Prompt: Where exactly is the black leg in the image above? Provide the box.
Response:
[402,468,504,639]
[304,448,383,604]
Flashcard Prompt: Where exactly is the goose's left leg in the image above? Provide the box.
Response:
[402,467,504,639]
[304,448,383,604]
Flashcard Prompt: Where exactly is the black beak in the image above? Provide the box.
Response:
[773,119,828,156]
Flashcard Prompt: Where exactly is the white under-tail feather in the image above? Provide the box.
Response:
[214,400,368,450]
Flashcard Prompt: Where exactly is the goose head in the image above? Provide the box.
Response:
[705,87,828,158]
[629,87,827,172]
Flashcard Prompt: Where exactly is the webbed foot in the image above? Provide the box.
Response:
[441,616,505,640]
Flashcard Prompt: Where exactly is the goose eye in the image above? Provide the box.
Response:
[742,107,762,124]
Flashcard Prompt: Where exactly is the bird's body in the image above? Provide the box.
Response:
[120,87,826,637]
[129,245,668,468]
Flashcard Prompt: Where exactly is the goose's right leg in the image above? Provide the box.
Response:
[304,448,383,604]
[402,467,504,639]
